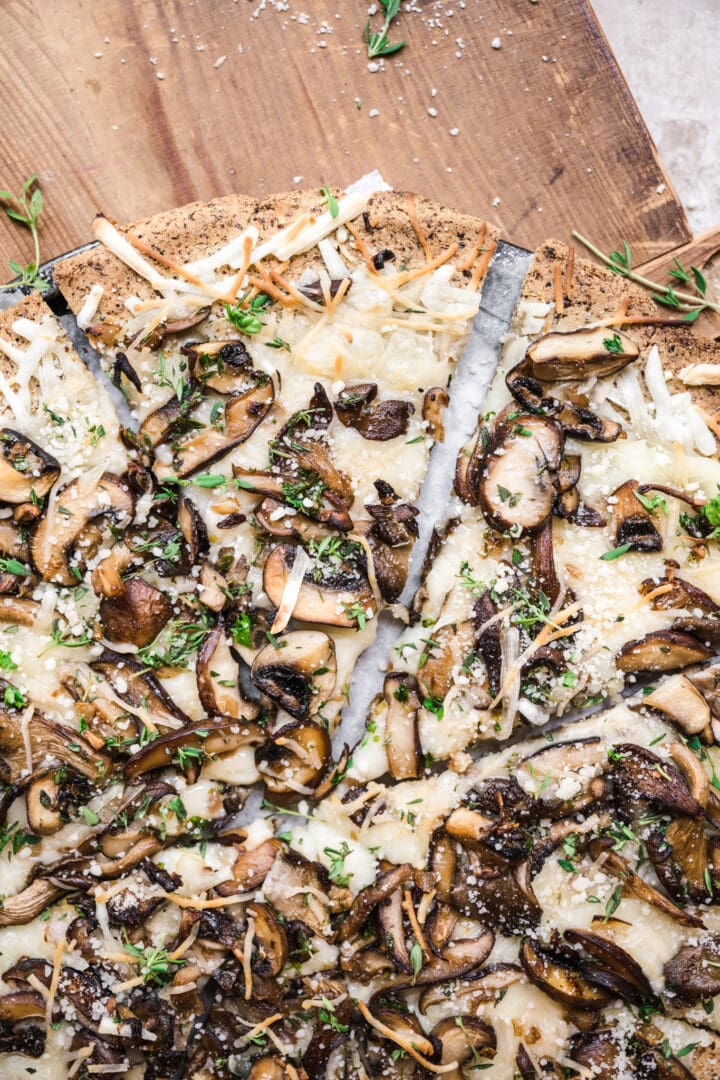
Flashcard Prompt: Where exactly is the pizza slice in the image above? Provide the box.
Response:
[219,662,720,1079]
[53,178,498,755]
[367,239,720,767]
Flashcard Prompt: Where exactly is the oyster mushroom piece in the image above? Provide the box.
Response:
[177,493,209,563]
[0,430,61,503]
[648,815,712,903]
[639,574,719,613]
[91,650,191,729]
[262,849,346,936]
[184,339,253,394]
[0,991,46,1022]
[563,927,655,1004]
[452,863,542,935]
[664,937,720,1001]
[586,839,705,928]
[198,563,228,611]
[215,838,282,896]
[26,772,62,835]
[197,625,259,720]
[159,374,275,479]
[99,577,173,647]
[251,630,337,720]
[519,938,613,1010]
[262,543,377,629]
[478,414,564,536]
[643,674,712,735]
[256,720,332,796]
[377,887,412,973]
[526,326,639,380]
[382,673,422,780]
[244,901,288,978]
[430,1016,496,1078]
[569,1030,622,1079]
[0,879,67,927]
[418,963,524,1013]
[611,479,663,552]
[31,473,134,585]
[123,716,266,782]
[609,742,702,815]
[617,630,713,674]
[515,737,608,807]
[418,621,476,702]
[337,863,414,942]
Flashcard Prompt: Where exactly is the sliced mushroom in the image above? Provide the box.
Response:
[26,771,62,835]
[177,493,209,563]
[453,863,541,934]
[0,520,30,562]
[516,737,608,808]
[643,674,712,735]
[563,927,655,1004]
[92,542,135,598]
[196,625,259,720]
[251,631,336,720]
[377,887,412,974]
[0,990,46,1022]
[263,544,376,629]
[569,1030,622,1079]
[160,374,275,479]
[235,445,354,532]
[417,621,475,702]
[430,1016,496,1078]
[531,518,561,606]
[263,849,347,936]
[0,879,66,926]
[0,709,111,783]
[526,326,639,380]
[383,673,422,780]
[647,815,712,904]
[215,838,282,896]
[31,473,134,585]
[0,430,61,504]
[519,938,613,1010]
[474,590,503,697]
[418,963,524,1013]
[611,480,662,552]
[640,574,719,613]
[91,651,191,729]
[337,864,414,942]
[455,426,486,507]
[334,383,414,440]
[198,563,228,611]
[124,716,266,781]
[423,387,449,442]
[99,577,173,647]
[609,742,702,816]
[617,630,713,674]
[664,937,720,1001]
[478,414,564,536]
[256,720,332,796]
[0,596,37,627]
[184,339,253,394]
[245,902,288,978]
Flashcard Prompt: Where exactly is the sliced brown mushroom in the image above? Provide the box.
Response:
[160,374,275,479]
[617,630,713,674]
[251,631,336,720]
[124,716,266,782]
[643,674,712,735]
[647,815,712,903]
[0,879,66,926]
[263,543,376,629]
[418,963,524,1013]
[453,863,542,934]
[0,520,30,562]
[377,886,412,973]
[198,562,228,611]
[569,1030,622,1079]
[184,339,253,394]
[516,737,608,807]
[430,1016,496,1078]
[26,772,62,835]
[455,425,486,507]
[91,650,191,729]
[234,444,354,532]
[99,577,173,647]
[263,849,347,936]
[664,937,720,1001]
[526,326,639,380]
[563,927,655,1004]
[383,673,422,780]
[0,990,46,1022]
[0,430,61,504]
[245,901,288,978]
[609,742,702,815]
[611,480,662,553]
[31,473,134,585]
[0,707,111,784]
[177,493,209,563]
[519,938,613,1010]
[215,838,282,896]
[334,383,414,441]
[478,414,564,536]
[196,625,259,720]
[0,596,38,626]
[337,864,414,942]
[423,387,450,442]
[92,542,135,598]
[531,518,561,605]
[640,574,719,613]
[256,720,332,796]
[417,621,475,702]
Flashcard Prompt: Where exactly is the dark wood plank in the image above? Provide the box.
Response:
[0,0,690,276]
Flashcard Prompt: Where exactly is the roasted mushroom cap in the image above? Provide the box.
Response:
[609,742,702,815]
[519,938,613,1010]
[611,480,662,552]
[526,326,638,381]
[563,927,655,1005]
[262,543,376,629]
[251,630,337,719]
[478,414,564,535]
[664,937,720,1001]
[31,472,134,585]
[0,429,61,504]
[617,630,713,673]
[334,383,414,440]
[184,339,253,394]
[196,625,259,720]
[257,720,332,796]
[99,577,173,647]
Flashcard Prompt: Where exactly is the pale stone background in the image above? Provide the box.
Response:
[594,0,720,235]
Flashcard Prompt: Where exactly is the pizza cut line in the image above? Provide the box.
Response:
[0,188,718,1078]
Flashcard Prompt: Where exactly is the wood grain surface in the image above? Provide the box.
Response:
[0,0,691,278]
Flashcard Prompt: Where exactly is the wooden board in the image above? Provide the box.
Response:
[0,0,691,277]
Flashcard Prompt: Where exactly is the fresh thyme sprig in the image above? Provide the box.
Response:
[572,231,719,321]
[0,174,48,292]
[365,0,406,60]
